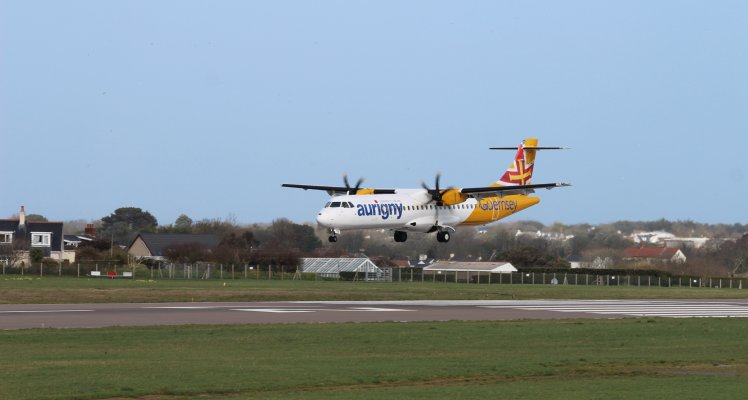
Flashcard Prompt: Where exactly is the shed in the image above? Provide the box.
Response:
[423,261,517,283]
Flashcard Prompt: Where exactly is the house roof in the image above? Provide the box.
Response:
[129,233,221,257]
[623,246,681,259]
[0,219,63,251]
[424,261,517,273]
[390,259,411,268]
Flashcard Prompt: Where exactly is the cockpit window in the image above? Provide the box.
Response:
[342,202,350,208]
[325,202,331,208]
[348,202,354,207]
[330,202,341,208]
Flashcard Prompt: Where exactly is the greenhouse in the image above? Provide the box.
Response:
[299,258,385,280]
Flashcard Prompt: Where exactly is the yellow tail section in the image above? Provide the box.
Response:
[497,138,538,186]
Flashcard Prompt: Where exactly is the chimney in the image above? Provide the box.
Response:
[19,206,26,226]
[85,224,97,238]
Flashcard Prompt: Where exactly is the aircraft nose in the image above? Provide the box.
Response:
[316,212,334,227]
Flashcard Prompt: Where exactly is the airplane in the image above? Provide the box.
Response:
[282,138,570,243]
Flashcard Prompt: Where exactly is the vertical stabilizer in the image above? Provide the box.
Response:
[497,138,537,186]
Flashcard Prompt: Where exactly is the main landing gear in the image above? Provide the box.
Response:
[436,231,451,243]
[394,230,450,243]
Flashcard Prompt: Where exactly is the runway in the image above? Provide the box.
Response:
[3,299,748,330]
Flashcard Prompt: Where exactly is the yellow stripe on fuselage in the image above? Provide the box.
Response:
[462,195,540,225]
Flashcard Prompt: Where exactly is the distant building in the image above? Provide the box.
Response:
[663,237,710,249]
[515,229,574,241]
[64,224,97,249]
[566,255,585,269]
[424,261,517,282]
[623,246,687,264]
[629,231,676,245]
[127,233,221,260]
[0,206,70,264]
[390,259,411,268]
[628,230,710,249]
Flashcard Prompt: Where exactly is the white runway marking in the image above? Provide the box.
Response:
[481,300,748,318]
[0,310,94,314]
[231,307,414,313]
[143,306,222,309]
[232,308,318,313]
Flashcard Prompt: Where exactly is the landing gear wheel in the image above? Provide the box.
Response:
[328,235,338,243]
[394,231,407,243]
[437,231,451,243]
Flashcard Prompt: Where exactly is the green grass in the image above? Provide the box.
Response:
[1,276,748,304]
[1,319,747,399]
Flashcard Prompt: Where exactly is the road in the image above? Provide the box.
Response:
[3,299,748,330]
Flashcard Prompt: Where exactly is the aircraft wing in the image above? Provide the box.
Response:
[281,184,396,195]
[460,182,571,198]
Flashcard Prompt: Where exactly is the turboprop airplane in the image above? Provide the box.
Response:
[282,138,570,243]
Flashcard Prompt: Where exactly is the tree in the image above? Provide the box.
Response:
[99,207,158,245]
[163,242,212,263]
[499,246,570,269]
[214,230,258,264]
[259,219,321,253]
[25,214,48,222]
[174,214,193,233]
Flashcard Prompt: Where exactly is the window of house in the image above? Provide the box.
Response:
[31,232,51,247]
[0,232,12,244]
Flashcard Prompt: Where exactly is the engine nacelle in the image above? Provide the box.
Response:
[440,189,469,206]
[355,188,377,195]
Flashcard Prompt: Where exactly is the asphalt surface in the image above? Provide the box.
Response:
[3,299,748,330]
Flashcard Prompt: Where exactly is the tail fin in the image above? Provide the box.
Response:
[497,138,538,186]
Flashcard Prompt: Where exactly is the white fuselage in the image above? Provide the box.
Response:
[315,189,534,233]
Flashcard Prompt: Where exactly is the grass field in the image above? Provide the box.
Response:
[3,278,748,399]
[1,276,748,304]
[1,318,747,399]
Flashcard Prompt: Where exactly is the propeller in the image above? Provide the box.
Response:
[421,173,449,206]
[343,175,364,195]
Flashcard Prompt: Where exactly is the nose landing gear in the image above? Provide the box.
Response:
[327,228,339,243]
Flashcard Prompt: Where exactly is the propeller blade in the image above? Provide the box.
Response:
[343,174,364,194]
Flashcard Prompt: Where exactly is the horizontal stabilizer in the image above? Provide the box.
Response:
[490,146,570,150]
[461,182,571,195]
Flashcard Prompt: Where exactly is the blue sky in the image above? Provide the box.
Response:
[1,1,746,226]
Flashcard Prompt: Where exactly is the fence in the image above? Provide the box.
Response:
[414,270,746,289]
[1,263,327,281]
[1,263,746,289]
